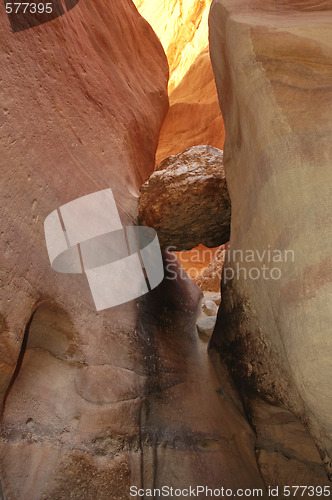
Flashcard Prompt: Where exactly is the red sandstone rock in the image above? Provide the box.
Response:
[0,2,169,496]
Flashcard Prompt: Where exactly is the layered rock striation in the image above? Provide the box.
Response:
[209,0,332,479]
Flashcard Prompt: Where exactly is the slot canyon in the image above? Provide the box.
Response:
[0,0,331,499]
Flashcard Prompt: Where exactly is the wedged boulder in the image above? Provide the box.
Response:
[138,145,231,250]
[209,0,332,479]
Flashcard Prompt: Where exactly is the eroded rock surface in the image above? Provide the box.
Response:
[209,0,332,479]
[139,146,231,250]
[197,244,226,291]
[248,396,331,495]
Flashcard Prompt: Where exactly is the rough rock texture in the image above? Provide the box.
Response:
[209,0,332,479]
[133,0,213,92]
[139,146,231,250]
[156,48,225,164]
[248,395,331,496]
[0,3,267,497]
[197,244,226,291]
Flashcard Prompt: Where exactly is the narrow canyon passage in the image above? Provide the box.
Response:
[0,0,331,498]
[134,0,332,496]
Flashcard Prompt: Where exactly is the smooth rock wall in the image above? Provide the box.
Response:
[209,0,332,478]
[0,1,169,496]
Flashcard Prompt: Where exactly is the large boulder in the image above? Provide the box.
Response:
[138,145,231,250]
[209,0,332,479]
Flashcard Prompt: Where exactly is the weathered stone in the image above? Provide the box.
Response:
[0,2,169,497]
[249,396,331,493]
[139,145,231,250]
[209,0,332,479]
[203,300,218,317]
[0,3,268,497]
[196,314,217,337]
[197,244,225,291]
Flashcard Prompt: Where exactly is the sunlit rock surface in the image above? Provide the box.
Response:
[156,47,225,165]
[139,146,231,250]
[133,0,213,92]
[133,0,225,164]
[209,0,332,479]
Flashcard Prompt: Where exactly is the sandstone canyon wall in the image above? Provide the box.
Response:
[0,1,167,497]
[133,0,212,93]
[0,1,267,498]
[156,47,226,165]
[133,0,225,165]
[209,0,332,479]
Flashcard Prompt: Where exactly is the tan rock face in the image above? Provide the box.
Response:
[209,0,332,478]
[139,146,231,250]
